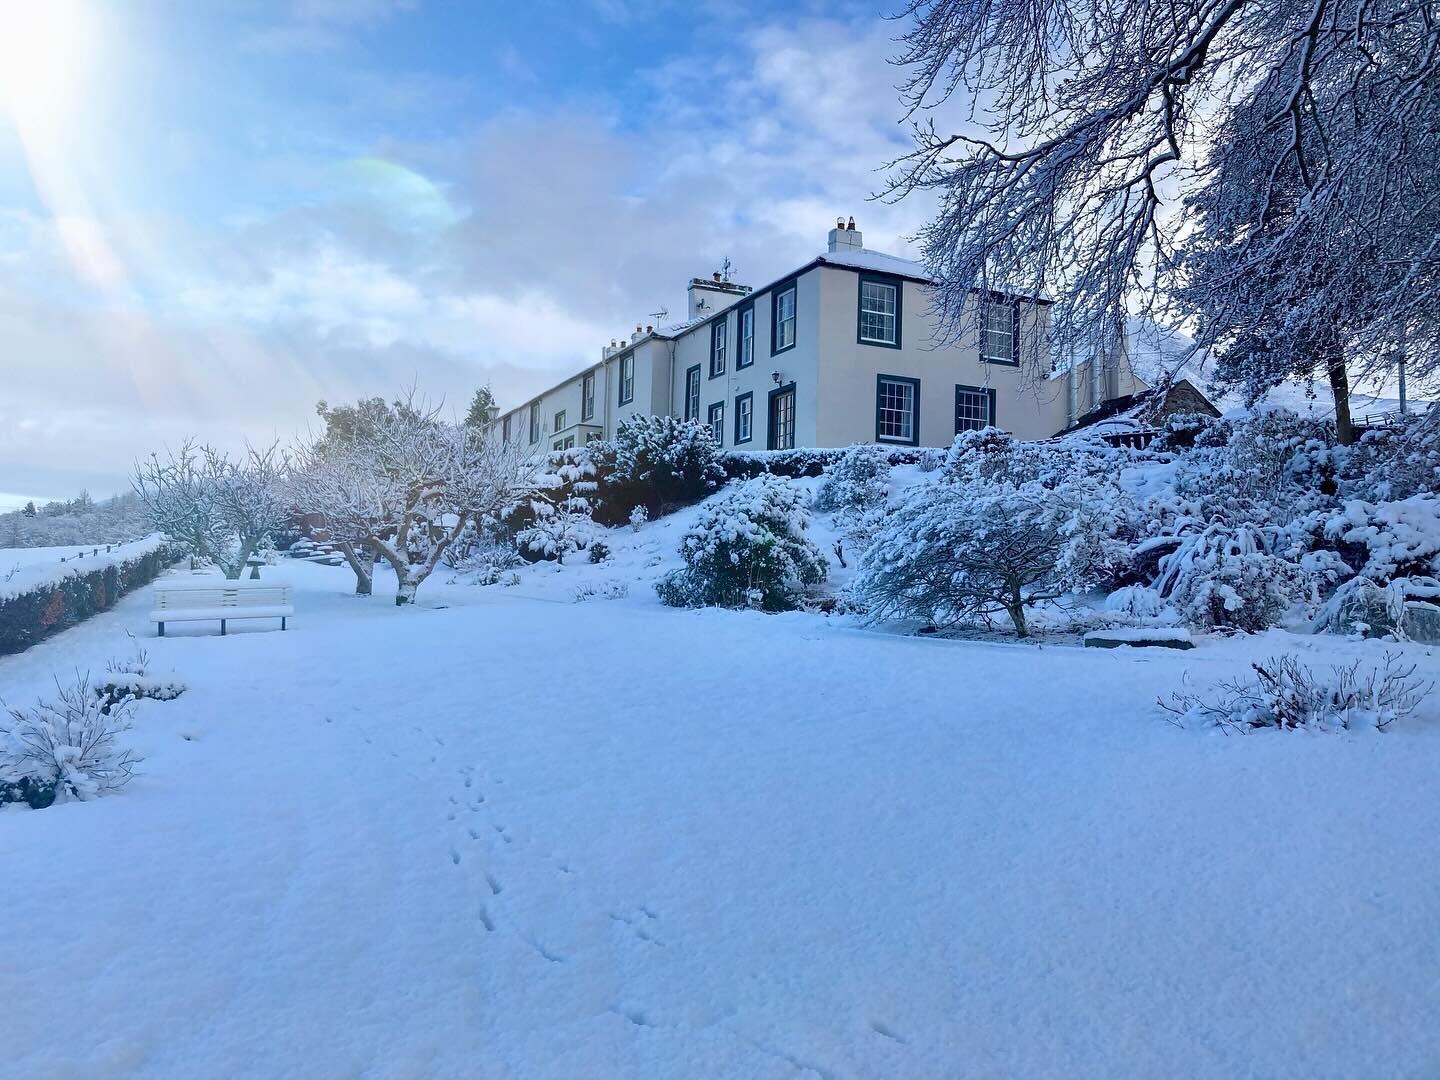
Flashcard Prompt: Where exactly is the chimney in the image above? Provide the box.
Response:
[827,216,863,254]
[687,273,752,319]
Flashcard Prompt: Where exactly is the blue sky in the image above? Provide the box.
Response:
[0,0,935,504]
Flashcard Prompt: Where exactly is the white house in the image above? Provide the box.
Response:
[496,219,1152,453]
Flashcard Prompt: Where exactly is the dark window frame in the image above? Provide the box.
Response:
[771,279,797,355]
[955,383,997,433]
[979,295,1022,367]
[857,273,903,349]
[734,390,754,445]
[581,371,595,421]
[618,352,635,406]
[684,364,701,421]
[875,374,920,446]
[528,402,541,444]
[767,381,796,450]
[707,401,725,445]
[709,315,727,379]
[502,414,511,443]
[736,300,755,368]
[554,408,566,433]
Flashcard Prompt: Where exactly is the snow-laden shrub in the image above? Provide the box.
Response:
[573,580,629,603]
[1322,495,1440,583]
[852,475,1122,637]
[1150,411,1214,452]
[657,475,827,611]
[813,445,890,514]
[1103,584,1179,623]
[814,444,892,558]
[516,491,595,564]
[590,416,725,523]
[94,673,186,712]
[2,674,141,805]
[1143,512,1315,632]
[942,427,1123,489]
[443,517,523,584]
[93,645,186,712]
[1312,576,1440,640]
[1135,411,1349,632]
[1340,409,1440,502]
[1176,409,1337,514]
[628,505,648,531]
[1160,652,1430,732]
[587,540,611,563]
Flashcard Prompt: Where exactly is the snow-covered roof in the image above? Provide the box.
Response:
[814,248,935,281]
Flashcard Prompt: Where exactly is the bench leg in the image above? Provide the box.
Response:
[221,618,227,636]
[158,622,165,637]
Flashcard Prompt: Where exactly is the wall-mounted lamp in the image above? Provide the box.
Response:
[771,371,782,386]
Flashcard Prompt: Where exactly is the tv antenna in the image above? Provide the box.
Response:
[648,306,669,324]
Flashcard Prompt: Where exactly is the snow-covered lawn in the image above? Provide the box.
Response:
[2,560,1439,1077]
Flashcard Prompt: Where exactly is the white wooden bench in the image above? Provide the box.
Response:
[151,580,294,637]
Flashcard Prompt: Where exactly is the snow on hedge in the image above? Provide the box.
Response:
[0,534,172,603]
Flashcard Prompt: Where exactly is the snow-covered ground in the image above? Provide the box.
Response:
[3,545,1439,1077]
[0,541,142,568]
[0,536,166,600]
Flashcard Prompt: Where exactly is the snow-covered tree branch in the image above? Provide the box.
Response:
[886,0,1440,427]
[132,440,289,578]
[293,391,534,605]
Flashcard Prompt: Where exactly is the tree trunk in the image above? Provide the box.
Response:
[338,541,373,596]
[394,576,417,606]
[1327,350,1355,446]
[1006,581,1029,638]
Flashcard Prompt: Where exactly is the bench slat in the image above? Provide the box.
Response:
[150,605,294,621]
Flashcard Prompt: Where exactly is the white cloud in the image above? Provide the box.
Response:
[4,11,940,498]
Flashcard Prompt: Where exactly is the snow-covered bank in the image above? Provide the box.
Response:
[2,561,1438,1077]
[0,534,170,601]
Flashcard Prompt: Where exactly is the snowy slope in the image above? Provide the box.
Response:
[2,552,1439,1078]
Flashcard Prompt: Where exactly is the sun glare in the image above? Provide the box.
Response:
[0,0,94,125]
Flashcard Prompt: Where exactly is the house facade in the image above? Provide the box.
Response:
[496,220,1151,454]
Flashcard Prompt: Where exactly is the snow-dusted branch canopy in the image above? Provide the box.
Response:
[887,0,1440,408]
[293,391,533,605]
[133,439,288,579]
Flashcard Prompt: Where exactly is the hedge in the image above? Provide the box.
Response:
[0,540,188,656]
[717,445,944,479]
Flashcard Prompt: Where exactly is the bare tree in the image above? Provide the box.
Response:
[886,0,1440,422]
[133,440,288,578]
[293,392,532,605]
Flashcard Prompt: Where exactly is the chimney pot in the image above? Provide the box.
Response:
[713,271,721,282]
[646,324,653,333]
[827,217,863,253]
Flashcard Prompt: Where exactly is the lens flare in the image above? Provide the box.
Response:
[0,0,94,127]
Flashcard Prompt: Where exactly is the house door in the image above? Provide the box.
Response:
[768,385,795,450]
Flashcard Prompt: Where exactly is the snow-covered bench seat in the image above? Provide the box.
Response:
[150,580,294,637]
